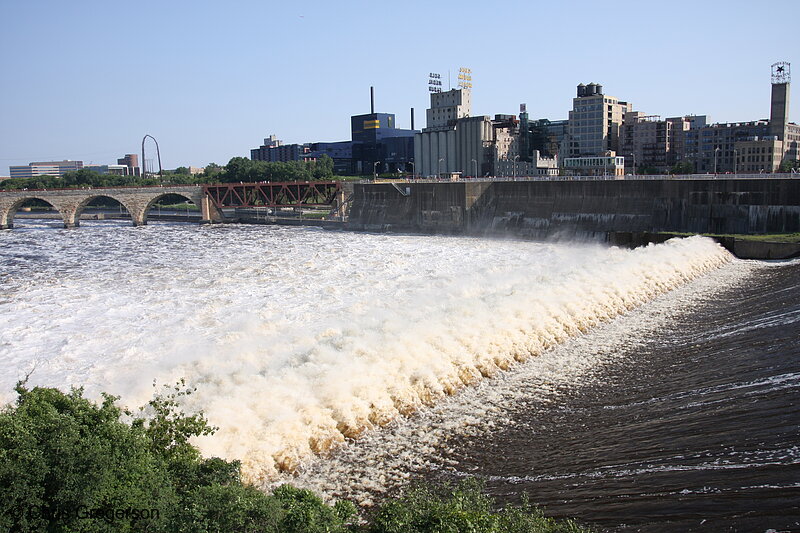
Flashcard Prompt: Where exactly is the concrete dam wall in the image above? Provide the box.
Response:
[347,179,800,238]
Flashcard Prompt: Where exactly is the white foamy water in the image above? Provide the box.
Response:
[0,221,732,484]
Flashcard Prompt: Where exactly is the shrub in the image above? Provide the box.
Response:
[367,478,588,533]
[0,382,589,532]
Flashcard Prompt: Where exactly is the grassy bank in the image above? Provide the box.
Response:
[661,232,800,244]
[0,383,591,532]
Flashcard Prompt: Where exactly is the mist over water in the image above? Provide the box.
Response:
[4,220,795,530]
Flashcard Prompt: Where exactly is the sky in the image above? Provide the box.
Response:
[1,0,798,174]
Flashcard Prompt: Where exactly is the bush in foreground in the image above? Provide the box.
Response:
[367,478,587,533]
[0,383,589,532]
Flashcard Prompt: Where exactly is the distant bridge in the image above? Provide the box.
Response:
[0,181,343,229]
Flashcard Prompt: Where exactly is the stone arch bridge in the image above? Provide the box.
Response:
[0,185,222,229]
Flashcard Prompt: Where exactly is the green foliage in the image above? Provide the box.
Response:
[219,155,335,183]
[367,478,588,533]
[271,485,354,533]
[669,161,694,175]
[131,380,215,467]
[178,483,283,532]
[0,381,359,533]
[0,383,589,532]
[0,384,175,532]
[778,159,800,173]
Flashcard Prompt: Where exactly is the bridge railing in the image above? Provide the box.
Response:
[359,173,799,184]
[0,184,204,193]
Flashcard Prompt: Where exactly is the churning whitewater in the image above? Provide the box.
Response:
[0,222,732,483]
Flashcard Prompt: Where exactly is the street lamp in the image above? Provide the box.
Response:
[409,162,415,180]
[513,155,520,180]
[373,161,380,181]
[471,158,477,179]
[438,157,444,180]
[714,147,720,175]
[733,149,738,175]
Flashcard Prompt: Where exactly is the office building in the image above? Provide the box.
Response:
[525,119,568,159]
[251,136,308,162]
[250,88,417,175]
[350,110,417,175]
[9,160,83,179]
[619,113,693,173]
[85,164,131,175]
[305,141,353,174]
[562,155,625,176]
[620,63,799,174]
[117,154,140,176]
[735,138,783,173]
[566,83,632,157]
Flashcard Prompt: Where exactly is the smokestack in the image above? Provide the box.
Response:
[370,86,375,114]
[411,107,415,130]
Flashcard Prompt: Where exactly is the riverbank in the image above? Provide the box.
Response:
[608,231,800,259]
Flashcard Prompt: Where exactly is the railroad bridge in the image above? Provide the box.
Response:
[0,181,343,229]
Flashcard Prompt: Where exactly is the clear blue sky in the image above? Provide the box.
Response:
[1,0,798,173]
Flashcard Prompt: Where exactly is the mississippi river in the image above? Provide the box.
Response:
[1,220,798,531]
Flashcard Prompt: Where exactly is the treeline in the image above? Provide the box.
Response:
[223,156,334,183]
[0,383,590,533]
[0,155,336,190]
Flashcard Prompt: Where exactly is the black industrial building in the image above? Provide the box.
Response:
[250,87,418,176]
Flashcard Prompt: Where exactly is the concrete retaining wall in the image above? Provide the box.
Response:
[348,179,800,237]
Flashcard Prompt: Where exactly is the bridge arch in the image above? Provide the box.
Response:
[0,196,62,229]
[141,192,199,225]
[71,194,139,227]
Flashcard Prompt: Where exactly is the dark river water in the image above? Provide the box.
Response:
[428,260,800,532]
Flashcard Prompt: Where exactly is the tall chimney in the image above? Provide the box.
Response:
[411,107,415,130]
[370,86,375,114]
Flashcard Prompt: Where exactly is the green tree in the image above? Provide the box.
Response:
[0,382,356,532]
[313,154,335,180]
[0,385,176,532]
[669,161,694,175]
[367,478,587,533]
[0,383,588,533]
[778,159,800,173]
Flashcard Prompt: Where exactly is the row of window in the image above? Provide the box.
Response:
[742,155,775,163]
[742,146,774,154]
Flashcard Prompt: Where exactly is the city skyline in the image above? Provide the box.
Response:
[1,0,798,173]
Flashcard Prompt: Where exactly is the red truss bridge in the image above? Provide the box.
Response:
[203,181,341,208]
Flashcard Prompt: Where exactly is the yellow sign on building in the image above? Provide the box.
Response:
[364,120,380,129]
